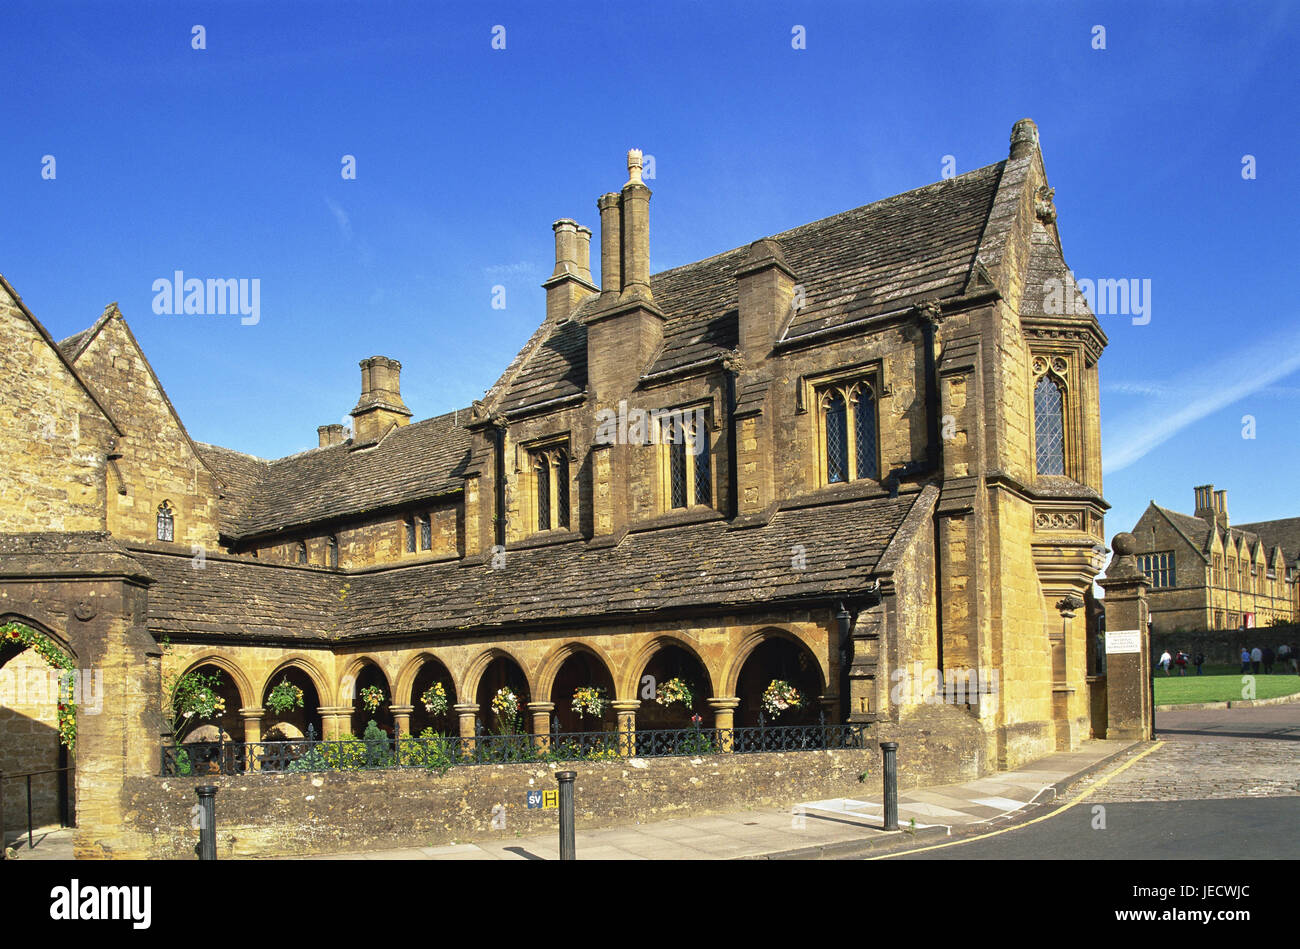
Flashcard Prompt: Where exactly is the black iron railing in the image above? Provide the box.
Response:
[1,766,75,857]
[160,720,868,776]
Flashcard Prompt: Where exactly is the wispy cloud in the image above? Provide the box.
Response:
[1103,326,1300,474]
[325,196,352,241]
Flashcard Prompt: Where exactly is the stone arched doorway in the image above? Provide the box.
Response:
[637,642,712,729]
[549,649,617,734]
[0,621,75,844]
[175,662,245,743]
[734,635,824,727]
[408,657,458,737]
[474,655,531,735]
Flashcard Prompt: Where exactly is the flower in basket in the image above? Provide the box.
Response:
[267,678,305,715]
[491,687,518,721]
[420,682,448,715]
[761,679,805,719]
[655,677,694,709]
[359,684,385,713]
[571,685,607,718]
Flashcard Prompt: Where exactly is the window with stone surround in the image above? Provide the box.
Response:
[1031,355,1068,476]
[815,378,879,487]
[419,513,432,551]
[1213,554,1223,586]
[327,535,339,568]
[296,540,308,564]
[404,515,416,553]
[529,443,570,532]
[156,501,174,542]
[659,406,712,510]
[1138,551,1175,588]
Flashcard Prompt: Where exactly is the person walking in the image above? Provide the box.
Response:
[1241,648,1251,674]
[1194,652,1205,675]
[1159,650,1172,676]
[1262,645,1275,675]
[1250,646,1262,675]
[1174,651,1188,676]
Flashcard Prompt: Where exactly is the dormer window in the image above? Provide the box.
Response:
[156,501,174,542]
[532,447,570,531]
[661,407,711,510]
[816,380,878,486]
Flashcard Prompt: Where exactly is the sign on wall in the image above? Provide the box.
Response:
[1105,629,1142,654]
[526,789,558,809]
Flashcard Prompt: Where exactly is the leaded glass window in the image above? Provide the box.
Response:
[419,514,432,550]
[825,392,848,484]
[692,424,712,506]
[297,541,308,564]
[536,457,551,530]
[1034,375,1065,475]
[156,501,174,542]
[405,516,416,553]
[1138,551,1175,588]
[670,427,688,509]
[556,453,570,528]
[327,535,339,568]
[853,387,878,480]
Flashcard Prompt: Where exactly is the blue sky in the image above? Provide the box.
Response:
[3,1,1297,545]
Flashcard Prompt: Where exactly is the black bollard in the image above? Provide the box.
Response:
[196,786,218,860]
[879,741,899,831]
[556,770,576,860]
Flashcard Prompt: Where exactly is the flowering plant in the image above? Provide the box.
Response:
[761,679,805,719]
[1,622,77,751]
[491,687,519,720]
[266,678,304,714]
[359,685,385,713]
[655,677,694,709]
[572,685,607,718]
[420,682,448,715]
[184,689,226,720]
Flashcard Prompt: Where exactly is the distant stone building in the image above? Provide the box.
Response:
[2,119,1115,856]
[1130,485,1300,632]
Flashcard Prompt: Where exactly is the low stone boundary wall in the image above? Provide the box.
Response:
[1150,625,1299,665]
[120,748,881,858]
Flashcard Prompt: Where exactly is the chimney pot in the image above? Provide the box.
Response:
[317,424,345,448]
[1010,118,1039,159]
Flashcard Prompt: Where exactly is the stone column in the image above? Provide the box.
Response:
[707,697,741,753]
[1097,533,1153,741]
[390,704,414,737]
[318,706,353,740]
[454,703,479,752]
[611,699,641,756]
[528,702,555,749]
[239,706,264,771]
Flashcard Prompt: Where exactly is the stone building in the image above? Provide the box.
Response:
[1130,485,1300,632]
[2,119,1113,856]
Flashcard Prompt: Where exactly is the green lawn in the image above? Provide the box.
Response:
[1153,665,1300,705]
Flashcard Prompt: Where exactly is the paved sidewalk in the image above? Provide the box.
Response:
[292,738,1135,861]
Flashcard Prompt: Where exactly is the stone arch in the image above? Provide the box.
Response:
[179,654,254,711]
[459,646,535,705]
[540,642,618,733]
[0,614,76,671]
[720,627,827,697]
[620,635,716,701]
[724,627,827,728]
[337,655,394,737]
[397,652,459,737]
[535,640,619,701]
[258,655,331,707]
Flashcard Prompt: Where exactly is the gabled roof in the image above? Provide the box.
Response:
[1150,503,1298,572]
[496,161,1009,415]
[1151,504,1212,559]
[1234,516,1300,568]
[135,487,929,641]
[197,409,475,539]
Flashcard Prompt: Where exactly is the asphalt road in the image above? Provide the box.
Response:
[875,703,1300,860]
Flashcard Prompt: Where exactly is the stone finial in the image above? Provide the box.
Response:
[1102,531,1144,581]
[1010,118,1039,159]
[626,148,644,186]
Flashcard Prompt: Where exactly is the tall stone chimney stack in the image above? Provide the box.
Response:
[1213,489,1229,529]
[317,424,346,448]
[542,218,597,322]
[350,355,412,445]
[597,192,622,298]
[620,149,653,302]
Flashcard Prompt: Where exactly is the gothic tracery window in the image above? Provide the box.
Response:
[1032,355,1067,476]
[532,446,570,531]
[156,501,174,542]
[818,380,878,486]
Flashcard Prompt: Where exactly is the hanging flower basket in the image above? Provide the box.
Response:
[572,685,607,718]
[183,687,226,720]
[491,687,519,721]
[656,677,694,709]
[266,678,304,715]
[359,685,385,713]
[420,682,449,715]
[761,679,805,719]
